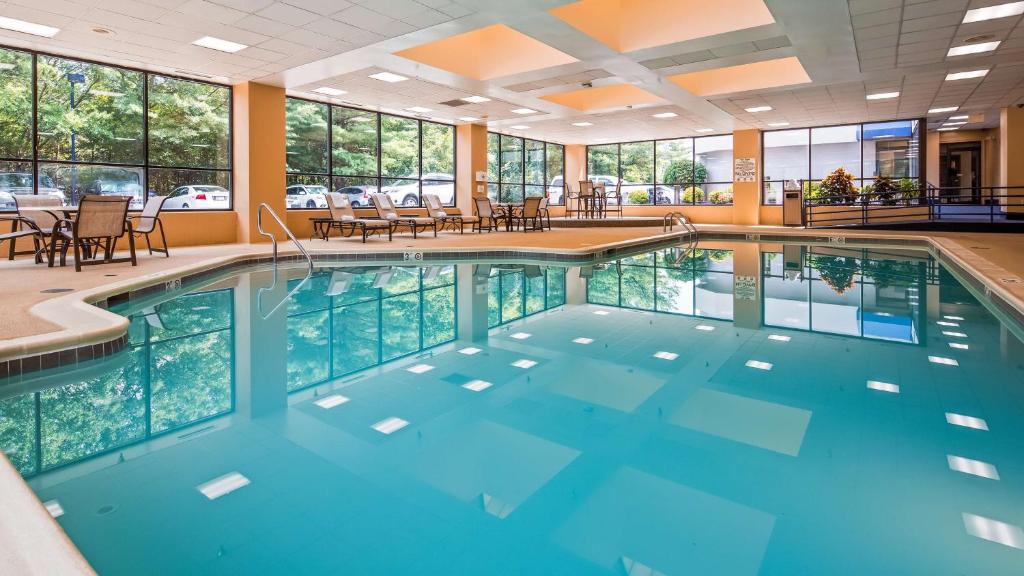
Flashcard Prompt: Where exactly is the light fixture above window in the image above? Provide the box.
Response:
[458,116,481,122]
[511,108,537,114]
[510,124,530,129]
[948,41,1001,57]
[405,106,433,113]
[192,36,247,53]
[652,112,678,118]
[945,69,989,81]
[0,16,60,38]
[313,87,346,96]
[962,1,1024,23]
[745,105,773,113]
[695,128,714,133]
[866,91,899,100]
[767,122,790,127]
[572,121,593,127]
[369,72,408,83]
[461,95,490,103]
[929,106,959,114]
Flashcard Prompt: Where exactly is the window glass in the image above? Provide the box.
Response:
[40,163,145,209]
[422,122,454,181]
[0,47,33,160]
[148,76,229,169]
[332,107,377,176]
[810,125,861,179]
[863,120,918,179]
[500,136,524,184]
[525,139,545,185]
[763,129,809,205]
[37,56,144,165]
[587,144,618,180]
[381,114,419,179]
[487,132,499,183]
[286,99,328,174]
[546,143,564,203]
[656,138,693,185]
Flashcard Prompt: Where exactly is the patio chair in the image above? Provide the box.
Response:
[578,180,597,218]
[371,194,437,238]
[423,193,475,233]
[49,195,136,272]
[13,194,63,259]
[316,193,393,243]
[131,195,170,257]
[508,196,544,233]
[605,180,623,219]
[565,182,581,218]
[538,197,552,230]
[0,215,44,263]
[472,197,504,232]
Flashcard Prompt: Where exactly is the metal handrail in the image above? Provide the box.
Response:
[256,203,313,319]
[257,202,313,270]
[663,211,697,236]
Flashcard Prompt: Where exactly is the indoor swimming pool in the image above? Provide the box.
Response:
[2,241,1023,575]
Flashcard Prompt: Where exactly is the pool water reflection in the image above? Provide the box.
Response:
[2,241,1024,575]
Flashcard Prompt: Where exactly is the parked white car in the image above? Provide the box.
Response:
[383,173,454,207]
[162,185,230,210]
[0,173,65,210]
[286,184,329,209]
[548,176,564,204]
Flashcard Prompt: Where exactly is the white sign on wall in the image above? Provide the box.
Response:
[734,157,757,182]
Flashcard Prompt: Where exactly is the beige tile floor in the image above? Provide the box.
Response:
[2,224,1023,342]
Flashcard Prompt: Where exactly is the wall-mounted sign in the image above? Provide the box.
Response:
[734,157,757,182]
[735,275,757,300]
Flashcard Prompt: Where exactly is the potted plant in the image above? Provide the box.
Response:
[818,167,859,204]
[809,254,858,294]
[872,176,897,205]
[682,186,704,203]
[897,178,920,204]
[709,187,733,205]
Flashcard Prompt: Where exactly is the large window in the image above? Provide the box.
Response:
[0,46,231,212]
[586,135,734,205]
[761,120,921,204]
[286,98,455,209]
[285,266,457,392]
[487,132,564,204]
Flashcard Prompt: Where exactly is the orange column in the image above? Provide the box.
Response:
[565,144,587,186]
[1000,106,1024,217]
[233,82,287,242]
[457,123,489,207]
[732,128,761,225]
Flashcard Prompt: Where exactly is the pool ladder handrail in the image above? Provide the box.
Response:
[256,203,314,319]
[663,212,697,236]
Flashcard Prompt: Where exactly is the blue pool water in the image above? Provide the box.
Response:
[2,241,1024,575]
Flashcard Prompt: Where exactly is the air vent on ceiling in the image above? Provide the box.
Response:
[439,99,471,107]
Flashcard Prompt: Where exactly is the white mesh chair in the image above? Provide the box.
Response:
[313,193,393,242]
[370,194,437,238]
[131,195,169,257]
[423,193,476,233]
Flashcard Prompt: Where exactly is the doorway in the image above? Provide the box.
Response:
[939,142,981,203]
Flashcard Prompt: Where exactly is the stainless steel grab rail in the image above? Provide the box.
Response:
[256,203,313,319]
[663,211,697,236]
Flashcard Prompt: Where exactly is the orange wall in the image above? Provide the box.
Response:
[160,211,237,246]
[233,82,287,242]
[732,128,761,225]
[457,123,489,207]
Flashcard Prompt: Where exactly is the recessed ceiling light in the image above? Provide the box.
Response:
[511,108,537,115]
[313,87,346,96]
[929,106,959,114]
[948,41,1001,57]
[573,337,594,344]
[510,124,530,129]
[746,360,773,370]
[962,513,1024,549]
[745,105,773,113]
[946,412,988,430]
[695,128,714,133]
[405,106,433,113]
[369,72,408,83]
[948,115,969,120]
[461,95,490,103]
[510,332,531,340]
[767,122,790,127]
[866,91,900,100]
[314,394,350,409]
[768,334,791,341]
[652,112,678,118]
[572,122,593,127]
[867,380,900,394]
[458,346,482,355]
[945,315,965,320]
[945,69,989,81]
[197,472,250,500]
[372,417,409,434]
[948,455,1000,480]
[192,36,247,53]
[695,325,715,331]
[942,331,967,337]
[943,121,967,126]
[653,351,679,360]
[458,116,481,122]
[929,355,959,366]
[937,126,960,131]
[462,379,493,392]
[0,16,60,38]
[511,359,537,369]
[963,1,1024,23]
[406,363,434,373]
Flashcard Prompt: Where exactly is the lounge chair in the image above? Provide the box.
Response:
[423,193,477,234]
[0,215,44,263]
[131,195,170,257]
[49,195,137,272]
[371,194,437,238]
[472,197,504,232]
[313,193,393,242]
[508,196,545,232]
